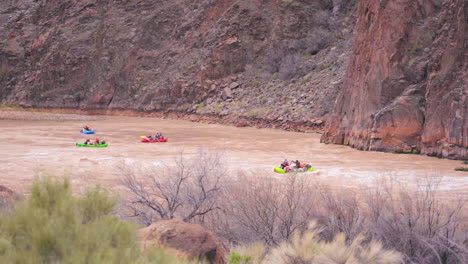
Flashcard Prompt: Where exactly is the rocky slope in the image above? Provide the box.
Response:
[0,0,355,127]
[1,0,466,159]
[321,0,467,159]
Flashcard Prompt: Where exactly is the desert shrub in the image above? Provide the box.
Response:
[301,76,311,85]
[120,150,228,225]
[266,222,402,264]
[246,108,266,117]
[0,178,188,264]
[364,178,467,264]
[195,103,205,110]
[116,151,467,263]
[229,243,266,264]
[229,251,252,264]
[225,174,316,246]
[214,104,222,114]
[220,175,466,263]
[314,183,364,241]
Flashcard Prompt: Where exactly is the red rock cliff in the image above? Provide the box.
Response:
[0,0,355,124]
[321,0,467,159]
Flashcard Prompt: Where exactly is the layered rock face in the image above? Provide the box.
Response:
[0,0,355,122]
[321,0,467,159]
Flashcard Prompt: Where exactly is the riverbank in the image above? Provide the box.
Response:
[0,106,325,132]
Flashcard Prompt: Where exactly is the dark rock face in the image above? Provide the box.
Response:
[0,0,355,123]
[138,219,228,264]
[321,0,467,159]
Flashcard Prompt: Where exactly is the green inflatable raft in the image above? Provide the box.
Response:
[76,143,108,148]
[274,165,314,174]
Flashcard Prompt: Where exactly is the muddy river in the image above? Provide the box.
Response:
[0,111,466,195]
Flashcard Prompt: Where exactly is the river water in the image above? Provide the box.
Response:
[0,113,466,195]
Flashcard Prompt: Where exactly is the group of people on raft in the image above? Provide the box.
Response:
[83,138,106,146]
[80,126,165,145]
[280,159,311,172]
[145,132,165,141]
[81,126,106,145]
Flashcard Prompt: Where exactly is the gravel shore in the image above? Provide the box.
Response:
[0,109,101,121]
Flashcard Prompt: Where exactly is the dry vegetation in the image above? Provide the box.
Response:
[0,152,464,263]
[119,150,228,225]
[119,152,468,264]
[0,178,188,264]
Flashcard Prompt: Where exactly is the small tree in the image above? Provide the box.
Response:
[0,178,191,264]
[120,150,228,225]
[0,179,129,263]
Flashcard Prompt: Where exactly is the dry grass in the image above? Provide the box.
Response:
[266,222,402,264]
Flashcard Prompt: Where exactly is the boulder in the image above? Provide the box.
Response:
[138,219,228,264]
[221,87,232,100]
[229,82,240,90]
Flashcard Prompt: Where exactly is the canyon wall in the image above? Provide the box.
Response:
[0,0,355,125]
[321,0,467,159]
[1,0,466,158]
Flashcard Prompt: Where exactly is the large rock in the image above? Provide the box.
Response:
[321,0,467,159]
[138,219,228,264]
[221,87,232,100]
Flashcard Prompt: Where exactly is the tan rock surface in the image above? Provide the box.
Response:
[138,219,228,264]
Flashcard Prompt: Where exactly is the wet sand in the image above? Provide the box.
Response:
[0,111,466,195]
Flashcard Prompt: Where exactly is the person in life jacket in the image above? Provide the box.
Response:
[294,160,301,169]
[280,159,289,169]
[154,132,162,140]
[94,138,100,145]
[84,138,91,145]
[83,125,91,131]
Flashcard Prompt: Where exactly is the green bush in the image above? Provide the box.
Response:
[229,251,252,264]
[195,103,205,110]
[229,243,265,264]
[0,178,186,264]
[301,77,311,85]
